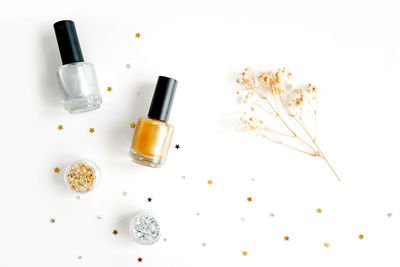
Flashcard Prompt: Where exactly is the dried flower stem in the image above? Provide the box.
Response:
[236,68,340,181]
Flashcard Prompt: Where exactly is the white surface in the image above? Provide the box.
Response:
[1,0,400,266]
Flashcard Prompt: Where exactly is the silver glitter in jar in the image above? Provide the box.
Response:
[129,211,160,245]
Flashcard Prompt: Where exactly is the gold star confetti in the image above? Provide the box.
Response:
[242,251,248,256]
[208,179,213,185]
[49,218,56,224]
[316,208,322,213]
[54,167,60,173]
[112,229,118,235]
[89,128,95,134]
[324,242,330,248]
[135,33,141,38]
[247,197,253,202]
[107,86,112,92]
[284,236,289,241]
[137,257,143,262]
[130,122,136,128]
[58,125,63,131]
[359,234,364,239]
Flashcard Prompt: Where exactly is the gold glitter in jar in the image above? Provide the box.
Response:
[66,163,96,193]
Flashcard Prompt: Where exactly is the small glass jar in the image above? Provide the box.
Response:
[129,210,161,245]
[63,159,101,194]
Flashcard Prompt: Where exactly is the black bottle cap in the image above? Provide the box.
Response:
[148,76,178,122]
[54,20,84,65]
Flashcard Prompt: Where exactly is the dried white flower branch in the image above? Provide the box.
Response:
[236,67,340,181]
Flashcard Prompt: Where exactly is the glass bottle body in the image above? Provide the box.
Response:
[56,62,102,113]
[130,117,174,167]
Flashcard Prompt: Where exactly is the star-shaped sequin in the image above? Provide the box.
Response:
[208,179,213,185]
[359,234,364,239]
[107,86,112,92]
[130,122,136,128]
[147,197,152,202]
[137,257,143,262]
[316,208,322,213]
[89,128,95,134]
[58,125,63,131]
[135,33,141,38]
[247,197,253,202]
[242,251,248,256]
[324,242,330,248]
[112,229,118,235]
[49,218,55,224]
[54,167,60,173]
[175,144,180,149]
[284,236,289,241]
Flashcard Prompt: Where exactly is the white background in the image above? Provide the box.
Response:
[1,0,400,266]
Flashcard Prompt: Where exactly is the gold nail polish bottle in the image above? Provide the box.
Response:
[130,76,177,167]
